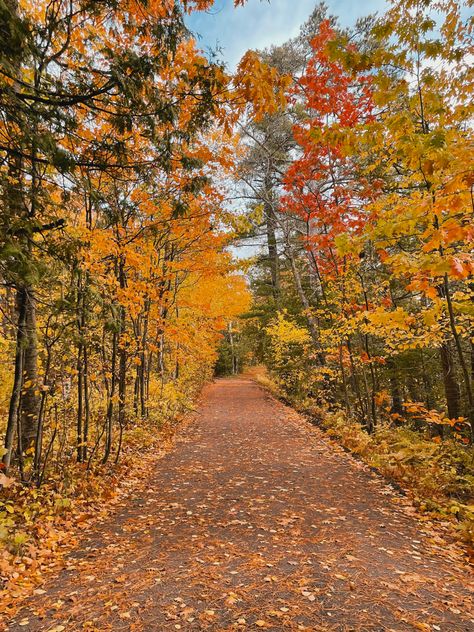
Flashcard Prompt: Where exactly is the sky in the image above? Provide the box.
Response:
[187,0,389,259]
[186,0,389,69]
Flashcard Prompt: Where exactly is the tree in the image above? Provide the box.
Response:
[0,0,288,477]
[240,0,473,442]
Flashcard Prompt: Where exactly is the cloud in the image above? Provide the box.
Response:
[186,0,388,69]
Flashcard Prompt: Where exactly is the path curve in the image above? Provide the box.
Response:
[6,378,473,631]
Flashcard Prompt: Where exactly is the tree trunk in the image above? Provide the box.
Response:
[346,337,366,422]
[420,349,435,410]
[263,177,280,302]
[103,329,117,464]
[19,286,40,454]
[140,301,150,418]
[387,358,403,416]
[3,288,27,472]
[77,340,84,462]
[33,342,52,483]
[83,344,90,462]
[228,321,237,375]
[443,274,474,422]
[287,251,325,365]
[116,257,127,463]
[440,341,460,420]
[339,344,350,413]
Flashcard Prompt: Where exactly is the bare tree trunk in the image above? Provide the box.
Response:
[346,337,366,422]
[134,366,140,417]
[77,340,84,462]
[420,349,435,410]
[264,175,280,302]
[228,321,238,375]
[116,257,127,463]
[19,286,40,454]
[103,329,117,464]
[440,340,460,420]
[3,288,27,472]
[133,316,141,417]
[287,251,325,366]
[443,274,474,421]
[83,344,90,462]
[387,358,403,416]
[140,300,150,418]
[339,344,350,412]
[33,342,52,483]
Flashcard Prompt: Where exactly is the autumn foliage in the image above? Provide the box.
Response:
[235,0,473,541]
[0,0,290,583]
[0,0,473,598]
[249,2,474,436]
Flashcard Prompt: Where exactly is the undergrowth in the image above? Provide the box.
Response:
[0,385,200,607]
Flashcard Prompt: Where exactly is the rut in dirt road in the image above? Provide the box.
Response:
[6,378,473,631]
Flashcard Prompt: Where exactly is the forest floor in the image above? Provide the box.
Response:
[4,378,474,631]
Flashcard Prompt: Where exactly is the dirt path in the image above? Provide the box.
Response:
[5,378,473,631]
